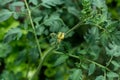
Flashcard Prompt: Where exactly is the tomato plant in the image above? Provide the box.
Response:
[0,0,120,80]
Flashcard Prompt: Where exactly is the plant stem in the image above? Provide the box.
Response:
[30,46,56,80]
[24,0,42,57]
[93,24,107,32]
[104,70,107,80]
[85,58,110,71]
[53,51,111,72]
[106,56,113,67]
[65,21,107,36]
[65,22,83,35]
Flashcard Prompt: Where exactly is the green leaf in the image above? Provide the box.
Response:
[95,75,105,80]
[10,1,24,7]
[41,0,64,8]
[67,7,80,18]
[0,0,12,6]
[106,42,120,57]
[9,1,25,11]
[29,0,38,5]
[36,25,45,35]
[43,14,65,32]
[34,17,43,25]
[111,30,120,45]
[88,63,96,76]
[0,44,11,58]
[81,63,88,70]
[0,70,17,80]
[111,60,120,68]
[13,12,19,19]
[0,9,12,22]
[107,72,119,78]
[70,69,82,80]
[29,48,39,63]
[100,31,109,46]
[84,27,99,44]
[4,28,22,43]
[111,60,120,71]
[59,26,69,33]
[92,0,106,8]
[54,54,68,66]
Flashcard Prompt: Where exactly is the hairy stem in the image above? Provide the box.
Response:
[65,21,83,35]
[30,46,56,80]
[24,0,42,57]
[86,58,110,71]
[106,56,113,67]
[53,51,111,72]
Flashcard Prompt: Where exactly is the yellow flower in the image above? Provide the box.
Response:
[57,32,65,43]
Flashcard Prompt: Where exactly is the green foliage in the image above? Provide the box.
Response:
[107,72,119,78]
[0,9,12,22]
[106,42,120,57]
[54,54,68,66]
[29,0,38,5]
[69,69,82,80]
[41,0,64,8]
[88,63,96,76]
[0,44,11,57]
[95,75,105,80]
[0,0,120,80]
[4,28,22,43]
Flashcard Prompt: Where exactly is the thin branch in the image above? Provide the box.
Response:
[65,20,107,36]
[86,58,111,71]
[104,70,107,80]
[24,0,42,57]
[65,22,83,35]
[31,3,42,11]
[106,56,113,67]
[93,24,107,32]
[30,46,56,80]
[53,51,111,72]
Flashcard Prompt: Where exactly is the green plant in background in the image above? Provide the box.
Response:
[0,0,120,80]
[106,0,120,19]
